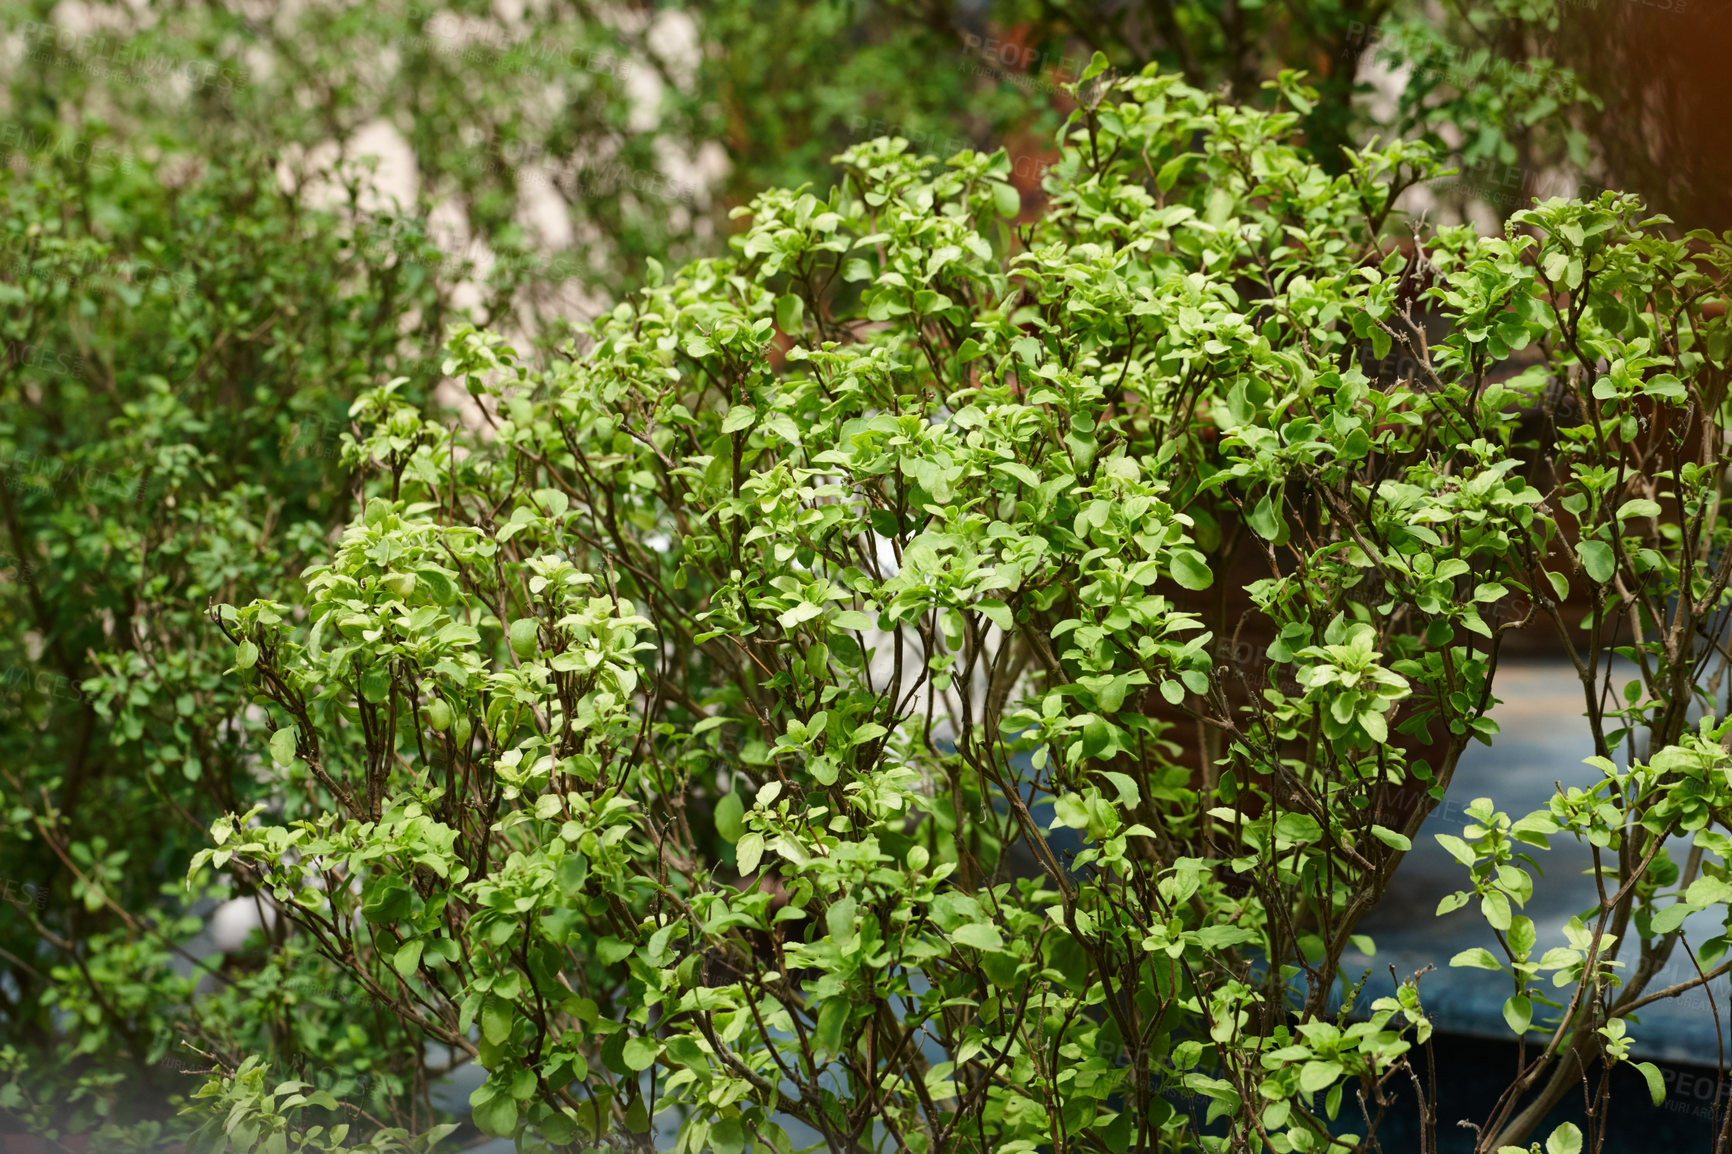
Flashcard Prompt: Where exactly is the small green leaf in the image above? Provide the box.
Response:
[1615,498,1660,521]
[831,609,875,631]
[1576,540,1614,584]
[976,598,1013,631]
[1169,549,1213,591]
[736,833,765,875]
[1299,1060,1344,1093]
[1436,834,1477,867]
[714,792,745,843]
[816,998,849,1059]
[392,939,424,979]
[1650,903,1691,935]
[1545,1121,1583,1154]
[953,922,1005,952]
[481,996,514,1046]
[1450,947,1505,971]
[664,1036,707,1070]
[509,618,540,659]
[1634,1060,1666,1106]
[424,698,453,731]
[269,726,297,767]
[556,853,589,897]
[710,1117,746,1154]
[1369,825,1411,851]
[469,1087,518,1138]
[1247,494,1281,540]
[622,1036,658,1071]
[722,404,756,434]
[236,639,258,670]
[827,896,858,946]
[1502,993,1532,1034]
[357,666,390,703]
[1482,890,1513,931]
[1275,812,1322,843]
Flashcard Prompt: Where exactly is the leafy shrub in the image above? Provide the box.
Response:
[0,2,1045,1138]
[0,0,1658,1147]
[0,135,464,1141]
[199,58,1732,1154]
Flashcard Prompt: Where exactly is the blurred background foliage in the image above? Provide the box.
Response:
[0,0,1726,1147]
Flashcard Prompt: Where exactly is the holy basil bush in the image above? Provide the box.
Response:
[197,61,1732,1154]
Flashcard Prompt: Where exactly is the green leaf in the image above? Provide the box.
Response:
[1436,834,1477,867]
[1299,1060,1343,1093]
[622,1036,658,1072]
[722,404,756,434]
[416,566,458,604]
[424,698,453,731]
[236,639,258,670]
[392,939,424,979]
[1369,825,1411,851]
[360,665,392,703]
[1169,549,1213,591]
[470,1085,518,1137]
[736,833,765,876]
[1482,891,1513,931]
[815,998,849,1059]
[827,896,858,946]
[1502,993,1532,1034]
[509,618,540,659]
[831,609,876,631]
[664,1036,707,1070]
[990,181,1022,219]
[1450,948,1505,971]
[849,722,888,746]
[1545,1121,1583,1154]
[976,598,1013,631]
[710,1117,746,1154]
[1650,903,1691,935]
[1576,540,1614,584]
[1156,154,1190,193]
[481,996,514,1045]
[714,792,745,843]
[596,938,635,965]
[556,853,589,897]
[1508,916,1536,959]
[775,293,804,334]
[269,726,297,767]
[1247,494,1281,541]
[1274,812,1322,843]
[1101,771,1141,808]
[994,461,1042,487]
[1634,1060,1665,1106]
[954,922,1005,952]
